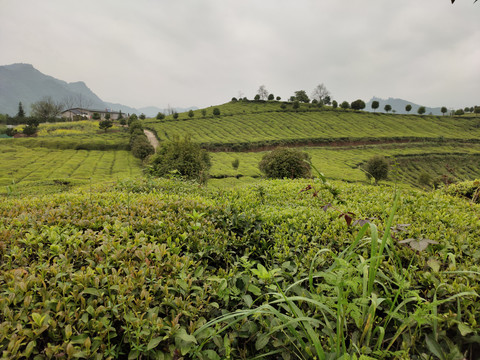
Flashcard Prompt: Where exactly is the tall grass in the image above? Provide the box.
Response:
[193,193,478,359]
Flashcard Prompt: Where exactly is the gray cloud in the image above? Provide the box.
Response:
[1,0,479,109]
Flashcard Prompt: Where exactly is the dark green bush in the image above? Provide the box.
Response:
[129,120,143,134]
[131,136,155,160]
[259,148,311,179]
[362,155,389,184]
[148,136,211,182]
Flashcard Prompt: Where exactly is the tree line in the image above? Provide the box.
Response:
[244,84,479,116]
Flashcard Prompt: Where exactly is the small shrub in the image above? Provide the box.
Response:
[156,112,165,120]
[131,136,155,160]
[231,158,240,170]
[213,108,221,116]
[99,119,113,132]
[92,112,101,120]
[5,127,18,137]
[362,155,389,184]
[418,172,432,188]
[188,110,194,118]
[148,136,211,183]
[173,112,179,119]
[23,125,38,136]
[129,120,143,134]
[259,148,311,179]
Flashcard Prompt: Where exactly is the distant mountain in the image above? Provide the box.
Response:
[365,97,446,115]
[0,63,196,117]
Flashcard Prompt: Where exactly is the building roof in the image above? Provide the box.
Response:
[62,108,123,115]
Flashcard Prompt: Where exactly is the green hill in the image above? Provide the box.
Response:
[144,101,480,188]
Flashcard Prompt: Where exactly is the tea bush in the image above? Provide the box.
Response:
[148,136,211,182]
[259,148,311,179]
[1,178,480,358]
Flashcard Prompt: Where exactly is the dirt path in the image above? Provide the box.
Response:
[143,130,159,151]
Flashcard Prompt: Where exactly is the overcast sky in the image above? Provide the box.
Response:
[1,0,479,110]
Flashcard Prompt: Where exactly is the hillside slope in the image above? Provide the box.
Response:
[144,101,480,151]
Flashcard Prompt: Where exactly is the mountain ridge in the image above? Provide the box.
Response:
[0,63,196,117]
[365,96,445,115]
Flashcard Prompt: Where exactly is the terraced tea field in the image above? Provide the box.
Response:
[144,102,480,150]
[0,121,142,194]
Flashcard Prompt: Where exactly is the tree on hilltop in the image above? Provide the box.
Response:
[340,101,350,110]
[441,107,448,116]
[405,104,412,113]
[257,85,269,101]
[417,106,426,115]
[311,83,331,105]
[371,101,379,112]
[294,90,310,103]
[384,104,392,113]
[351,99,366,111]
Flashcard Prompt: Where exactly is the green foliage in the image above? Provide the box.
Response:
[30,96,63,122]
[92,112,101,120]
[443,179,480,203]
[418,171,433,188]
[173,112,179,119]
[156,112,165,120]
[341,101,350,110]
[98,119,113,132]
[139,113,146,120]
[231,158,240,170]
[188,109,194,118]
[148,136,211,182]
[455,109,465,116]
[294,90,310,103]
[129,120,143,134]
[441,106,448,115]
[1,178,479,358]
[332,100,338,109]
[371,100,379,111]
[17,102,25,118]
[351,99,366,111]
[5,127,18,137]
[22,124,38,136]
[128,114,138,126]
[418,106,426,115]
[384,104,392,113]
[131,135,155,160]
[363,155,389,184]
[259,148,311,179]
[213,108,220,116]
[405,104,412,113]
[268,93,275,101]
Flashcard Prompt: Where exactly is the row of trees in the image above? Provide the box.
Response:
[253,84,332,105]
[250,84,479,116]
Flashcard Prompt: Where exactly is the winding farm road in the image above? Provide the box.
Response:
[143,129,159,151]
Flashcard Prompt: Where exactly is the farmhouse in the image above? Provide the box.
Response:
[61,108,124,120]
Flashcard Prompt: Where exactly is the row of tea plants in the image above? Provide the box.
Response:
[1,177,480,359]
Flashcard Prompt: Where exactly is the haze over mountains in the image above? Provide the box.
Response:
[0,63,196,117]
[0,63,447,118]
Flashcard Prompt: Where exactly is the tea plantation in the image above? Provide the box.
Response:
[1,177,480,359]
[1,104,480,359]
